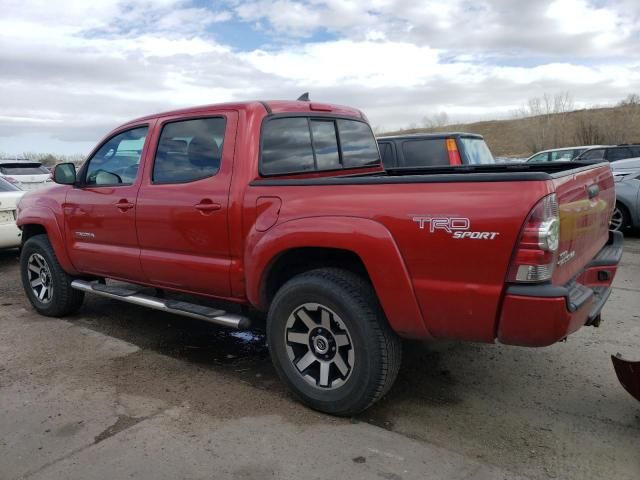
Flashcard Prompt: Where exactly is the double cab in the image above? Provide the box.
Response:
[16,99,622,415]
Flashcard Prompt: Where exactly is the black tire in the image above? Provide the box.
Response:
[20,234,84,317]
[267,268,402,416]
[610,203,631,232]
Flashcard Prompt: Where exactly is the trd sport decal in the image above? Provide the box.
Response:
[411,216,500,240]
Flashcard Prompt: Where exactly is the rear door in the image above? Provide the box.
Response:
[64,124,151,280]
[135,112,237,298]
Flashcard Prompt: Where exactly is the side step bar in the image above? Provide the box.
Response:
[70,280,250,329]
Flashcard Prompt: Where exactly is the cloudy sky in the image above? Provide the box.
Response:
[1,0,639,154]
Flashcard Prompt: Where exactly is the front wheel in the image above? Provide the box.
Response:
[20,234,84,317]
[267,268,402,416]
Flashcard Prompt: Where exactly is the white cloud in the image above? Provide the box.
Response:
[0,0,639,154]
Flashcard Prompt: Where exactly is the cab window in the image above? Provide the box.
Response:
[152,118,226,184]
[85,127,148,186]
[580,149,605,161]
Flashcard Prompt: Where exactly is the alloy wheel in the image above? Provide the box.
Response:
[27,253,53,303]
[284,302,354,389]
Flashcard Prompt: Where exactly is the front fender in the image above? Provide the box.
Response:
[245,216,430,339]
[17,206,79,276]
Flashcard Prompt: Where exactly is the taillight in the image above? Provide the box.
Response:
[446,138,462,165]
[508,194,560,283]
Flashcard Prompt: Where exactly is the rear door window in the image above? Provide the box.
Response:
[608,147,632,161]
[580,149,605,161]
[400,139,449,167]
[550,150,573,161]
[152,117,226,184]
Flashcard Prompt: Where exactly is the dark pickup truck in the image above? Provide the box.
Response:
[377,132,495,168]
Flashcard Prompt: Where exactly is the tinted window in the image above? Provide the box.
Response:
[631,146,640,157]
[0,177,21,192]
[378,142,395,167]
[459,138,495,165]
[608,147,632,161]
[153,118,226,184]
[262,118,315,175]
[401,139,449,167]
[310,120,340,170]
[85,127,148,186]
[580,149,605,160]
[337,119,379,168]
[0,164,49,175]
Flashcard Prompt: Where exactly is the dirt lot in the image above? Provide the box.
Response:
[1,238,639,480]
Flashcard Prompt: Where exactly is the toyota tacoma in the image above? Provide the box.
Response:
[16,99,622,415]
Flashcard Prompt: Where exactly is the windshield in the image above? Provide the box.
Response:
[0,177,22,192]
[459,138,495,165]
[0,164,50,175]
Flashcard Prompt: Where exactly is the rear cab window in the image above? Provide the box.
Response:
[459,137,495,165]
[400,139,449,167]
[260,116,380,176]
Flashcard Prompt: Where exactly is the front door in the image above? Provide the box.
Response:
[64,124,151,281]
[135,112,237,298]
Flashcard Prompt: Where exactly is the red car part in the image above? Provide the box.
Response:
[611,354,640,402]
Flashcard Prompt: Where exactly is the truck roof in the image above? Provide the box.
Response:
[121,100,365,128]
[377,132,484,141]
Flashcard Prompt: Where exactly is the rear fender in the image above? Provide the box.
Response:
[245,216,430,339]
[17,207,79,275]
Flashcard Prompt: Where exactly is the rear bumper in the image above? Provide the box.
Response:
[497,230,623,347]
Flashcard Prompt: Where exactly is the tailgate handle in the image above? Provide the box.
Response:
[587,184,600,199]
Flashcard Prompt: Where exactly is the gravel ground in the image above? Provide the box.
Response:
[0,237,638,479]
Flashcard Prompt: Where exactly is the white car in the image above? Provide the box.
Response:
[0,177,24,249]
[0,161,52,191]
[526,145,607,163]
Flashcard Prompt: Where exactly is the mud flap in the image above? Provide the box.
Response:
[611,354,640,402]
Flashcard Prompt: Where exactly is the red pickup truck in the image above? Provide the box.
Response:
[16,99,622,415]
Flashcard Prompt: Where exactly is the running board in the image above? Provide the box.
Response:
[70,280,250,329]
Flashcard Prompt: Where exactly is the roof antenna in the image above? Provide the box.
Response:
[297,92,310,102]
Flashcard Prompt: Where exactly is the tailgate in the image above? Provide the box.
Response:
[552,163,614,285]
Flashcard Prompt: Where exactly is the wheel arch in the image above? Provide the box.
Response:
[18,208,79,275]
[245,216,430,339]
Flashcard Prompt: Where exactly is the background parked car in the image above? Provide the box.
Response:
[0,160,52,191]
[0,177,24,249]
[611,157,640,232]
[377,133,495,168]
[526,145,601,163]
[575,144,640,163]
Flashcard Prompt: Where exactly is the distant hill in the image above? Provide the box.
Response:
[381,103,640,159]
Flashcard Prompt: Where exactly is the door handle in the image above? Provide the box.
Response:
[116,199,135,211]
[195,200,221,213]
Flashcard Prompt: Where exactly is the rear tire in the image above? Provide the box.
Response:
[20,234,84,317]
[267,268,402,416]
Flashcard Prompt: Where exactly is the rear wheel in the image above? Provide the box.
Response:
[20,234,84,316]
[267,268,402,416]
[610,203,630,232]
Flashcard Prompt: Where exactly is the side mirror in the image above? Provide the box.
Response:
[53,163,77,185]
